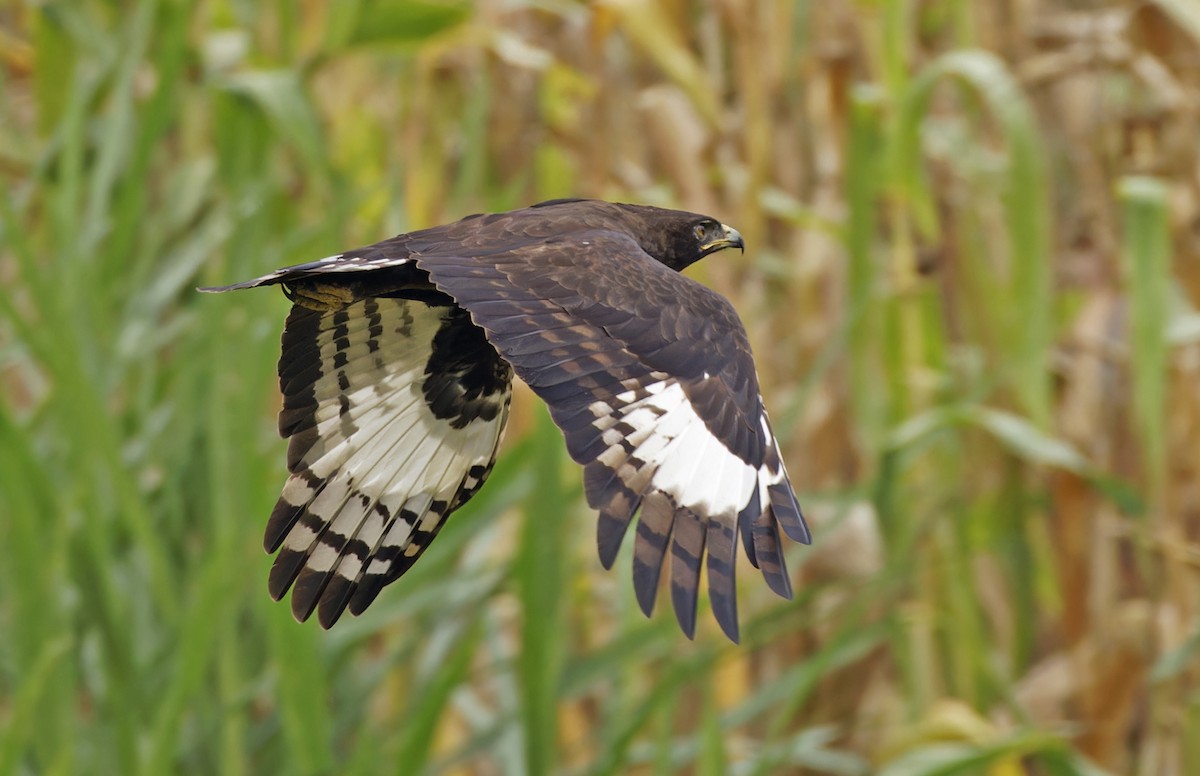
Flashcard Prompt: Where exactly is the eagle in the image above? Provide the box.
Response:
[202,199,810,642]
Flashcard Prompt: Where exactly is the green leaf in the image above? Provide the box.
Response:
[0,639,71,775]
[961,406,1090,474]
[326,0,471,50]
[1118,176,1171,497]
[516,410,571,776]
[894,50,1053,427]
[394,616,484,775]
[877,733,1091,776]
[216,70,327,173]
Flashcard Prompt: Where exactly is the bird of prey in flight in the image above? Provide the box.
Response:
[202,199,810,642]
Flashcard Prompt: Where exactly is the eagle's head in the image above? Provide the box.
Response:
[528,199,745,273]
[614,203,744,272]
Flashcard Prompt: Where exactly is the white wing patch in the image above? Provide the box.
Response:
[267,297,510,627]
[577,376,809,641]
[591,380,757,518]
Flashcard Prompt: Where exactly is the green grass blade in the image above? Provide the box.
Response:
[1118,176,1171,498]
[515,410,570,776]
[695,687,727,776]
[893,50,1052,426]
[393,615,485,774]
[0,639,71,775]
[845,85,886,446]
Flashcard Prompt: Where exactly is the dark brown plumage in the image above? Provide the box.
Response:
[202,199,810,642]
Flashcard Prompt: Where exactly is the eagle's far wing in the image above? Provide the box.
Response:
[198,253,416,292]
[416,233,809,642]
[264,295,511,628]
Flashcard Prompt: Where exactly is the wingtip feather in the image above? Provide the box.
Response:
[631,494,674,618]
[667,507,705,640]
[317,576,355,629]
[768,481,811,545]
[752,506,793,600]
[705,520,740,643]
[268,548,308,602]
[289,567,330,623]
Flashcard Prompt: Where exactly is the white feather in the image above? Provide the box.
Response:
[592,379,758,518]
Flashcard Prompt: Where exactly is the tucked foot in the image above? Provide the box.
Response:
[286,282,359,311]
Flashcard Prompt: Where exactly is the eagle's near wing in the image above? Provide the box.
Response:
[412,232,809,642]
[203,201,809,642]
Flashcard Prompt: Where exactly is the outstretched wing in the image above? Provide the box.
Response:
[260,295,511,628]
[415,232,810,642]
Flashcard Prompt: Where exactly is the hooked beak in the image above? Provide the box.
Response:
[701,224,745,256]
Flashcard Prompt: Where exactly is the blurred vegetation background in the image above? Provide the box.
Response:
[2,0,1199,774]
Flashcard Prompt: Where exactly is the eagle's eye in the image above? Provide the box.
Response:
[694,223,708,241]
